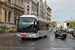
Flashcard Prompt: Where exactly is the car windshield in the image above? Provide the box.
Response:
[56,30,64,33]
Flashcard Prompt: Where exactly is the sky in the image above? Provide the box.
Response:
[42,0,75,26]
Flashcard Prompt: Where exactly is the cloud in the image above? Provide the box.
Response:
[42,0,75,26]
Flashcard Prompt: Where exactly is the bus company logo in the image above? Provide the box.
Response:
[20,33,29,36]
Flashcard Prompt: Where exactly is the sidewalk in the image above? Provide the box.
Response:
[67,33,75,40]
[0,33,16,38]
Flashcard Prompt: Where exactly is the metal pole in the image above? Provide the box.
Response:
[71,17,73,28]
[52,22,53,28]
[52,18,54,28]
[37,2,39,16]
[72,21,73,29]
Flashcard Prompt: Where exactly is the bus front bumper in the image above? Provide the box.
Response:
[16,33,39,38]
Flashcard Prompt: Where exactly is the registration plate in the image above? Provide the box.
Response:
[59,34,63,36]
[58,37,63,38]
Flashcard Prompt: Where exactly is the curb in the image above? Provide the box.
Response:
[67,34,75,40]
[0,33,16,35]
[0,33,16,38]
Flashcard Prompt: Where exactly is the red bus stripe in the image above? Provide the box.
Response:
[38,20,49,24]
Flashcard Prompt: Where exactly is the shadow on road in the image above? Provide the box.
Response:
[20,37,47,43]
[61,38,66,42]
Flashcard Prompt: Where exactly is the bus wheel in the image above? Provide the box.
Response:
[44,35,47,38]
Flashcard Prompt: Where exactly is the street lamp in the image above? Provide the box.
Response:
[71,17,73,28]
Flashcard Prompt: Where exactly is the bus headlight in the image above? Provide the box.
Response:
[30,34,36,36]
[16,33,20,36]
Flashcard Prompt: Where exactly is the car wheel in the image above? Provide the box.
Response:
[64,35,66,39]
[44,35,47,38]
[64,36,66,38]
[72,33,75,38]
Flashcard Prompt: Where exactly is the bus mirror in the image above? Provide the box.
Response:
[35,22,37,25]
[33,19,37,25]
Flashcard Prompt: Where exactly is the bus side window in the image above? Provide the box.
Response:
[46,24,49,27]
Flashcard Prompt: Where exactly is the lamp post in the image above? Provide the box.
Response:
[71,17,73,29]
[52,17,55,28]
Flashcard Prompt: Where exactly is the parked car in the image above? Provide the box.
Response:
[69,29,74,32]
[55,30,66,39]
[70,29,75,38]
[72,31,75,38]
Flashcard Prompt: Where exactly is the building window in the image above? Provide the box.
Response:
[5,11,6,22]
[18,0,20,5]
[14,13,17,24]
[8,12,11,22]
[27,5,29,8]
[27,2,29,4]
[0,8,1,14]
[27,9,29,15]
[21,0,23,7]
[8,0,11,3]
[15,0,16,4]
[27,2,29,6]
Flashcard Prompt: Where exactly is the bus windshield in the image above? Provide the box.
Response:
[18,17,36,32]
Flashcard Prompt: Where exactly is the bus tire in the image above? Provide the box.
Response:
[44,35,47,38]
[21,37,25,40]
[55,35,57,38]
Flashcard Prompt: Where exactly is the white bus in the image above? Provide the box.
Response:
[16,15,49,39]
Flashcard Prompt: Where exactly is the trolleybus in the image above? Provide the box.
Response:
[16,15,49,39]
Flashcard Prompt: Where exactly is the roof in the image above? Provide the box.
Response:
[64,20,71,23]
[20,15,36,18]
[20,15,49,24]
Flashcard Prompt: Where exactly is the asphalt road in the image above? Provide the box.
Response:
[16,31,75,50]
[0,31,75,50]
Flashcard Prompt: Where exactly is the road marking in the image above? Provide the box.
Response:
[32,47,34,49]
[32,42,34,45]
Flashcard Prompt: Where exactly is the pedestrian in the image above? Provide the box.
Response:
[54,29,56,34]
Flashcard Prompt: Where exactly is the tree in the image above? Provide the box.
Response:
[1,25,7,31]
[51,21,57,28]
[69,22,75,28]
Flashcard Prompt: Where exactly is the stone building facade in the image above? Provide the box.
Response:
[37,0,45,19]
[25,0,37,15]
[55,21,60,28]
[64,20,71,29]
[0,0,25,28]
[45,0,51,24]
[25,0,45,19]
